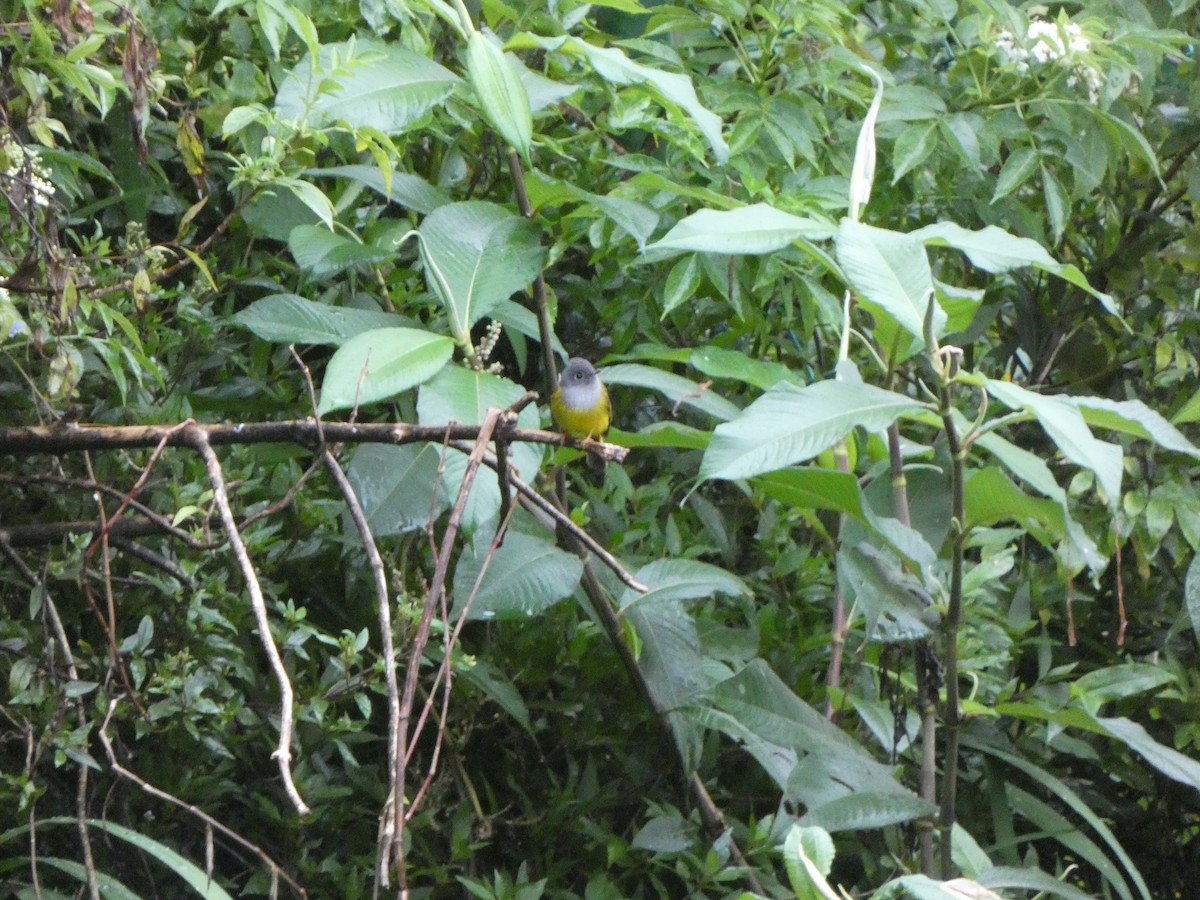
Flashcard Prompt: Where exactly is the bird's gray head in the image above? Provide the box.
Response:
[559,357,603,410]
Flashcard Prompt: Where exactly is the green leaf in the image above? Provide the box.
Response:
[288,225,394,279]
[520,34,729,163]
[891,120,938,183]
[688,346,802,390]
[966,738,1151,900]
[1185,552,1200,644]
[701,380,925,481]
[276,177,334,230]
[231,293,409,345]
[618,558,749,612]
[991,147,1039,203]
[452,530,582,620]
[275,40,460,134]
[465,31,532,161]
[1096,715,1200,792]
[782,825,840,900]
[755,469,866,520]
[347,442,449,537]
[661,254,701,317]
[799,792,936,832]
[459,659,533,735]
[317,327,454,415]
[624,596,704,713]
[644,204,834,256]
[416,366,543,528]
[1006,785,1135,900]
[1070,396,1200,458]
[977,866,1102,900]
[417,201,545,343]
[986,379,1123,506]
[836,219,942,342]
[632,813,693,853]
[912,222,1118,316]
[307,164,451,213]
[600,362,741,421]
[1073,664,1175,711]
[1042,165,1069,245]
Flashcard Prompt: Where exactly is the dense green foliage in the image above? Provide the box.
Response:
[3,0,1200,897]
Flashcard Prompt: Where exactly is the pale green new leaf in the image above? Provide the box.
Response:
[836,219,942,342]
[701,379,925,481]
[782,826,840,900]
[318,327,453,415]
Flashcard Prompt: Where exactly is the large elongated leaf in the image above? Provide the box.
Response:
[452,530,582,620]
[701,379,925,481]
[600,362,740,421]
[346,442,449,537]
[275,40,459,133]
[465,31,532,160]
[986,379,1123,505]
[912,221,1117,315]
[1070,396,1200,458]
[644,204,833,256]
[417,201,544,343]
[288,225,393,279]
[231,293,408,345]
[836,219,942,342]
[306,165,451,213]
[799,792,936,832]
[1096,716,1200,792]
[318,327,453,415]
[618,558,749,612]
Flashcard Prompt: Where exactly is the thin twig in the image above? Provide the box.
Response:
[97,698,307,897]
[188,425,311,817]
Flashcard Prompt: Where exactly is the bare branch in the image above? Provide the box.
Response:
[188,425,311,817]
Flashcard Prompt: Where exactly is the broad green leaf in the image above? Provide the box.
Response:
[275,40,459,134]
[782,825,840,900]
[689,346,802,391]
[307,164,451,213]
[416,365,543,527]
[452,530,582,620]
[624,597,705,713]
[276,177,334,230]
[1042,166,1068,244]
[838,543,935,642]
[417,201,544,343]
[644,204,833,256]
[520,34,728,163]
[559,179,660,247]
[690,660,916,807]
[964,465,1064,538]
[616,422,710,451]
[1171,386,1200,425]
[600,362,741,421]
[318,327,453,415]
[1070,396,1200,458]
[465,31,532,161]
[755,468,866,520]
[799,792,936,832]
[632,813,693,853]
[231,293,409,345]
[701,380,925,481]
[836,219,942,342]
[288,225,394,279]
[912,222,1118,316]
[618,558,749,611]
[1073,664,1174,713]
[986,379,1123,506]
[347,442,449,537]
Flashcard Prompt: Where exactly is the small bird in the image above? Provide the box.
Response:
[550,357,611,441]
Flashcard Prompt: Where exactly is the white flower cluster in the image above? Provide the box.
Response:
[0,134,56,209]
[996,19,1102,104]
